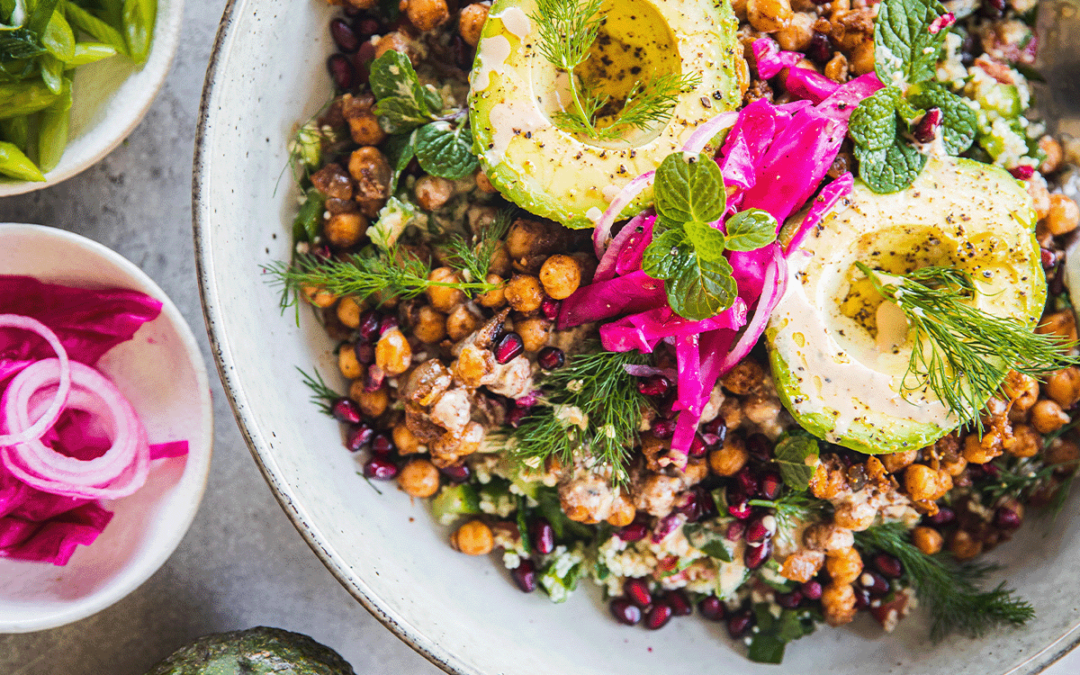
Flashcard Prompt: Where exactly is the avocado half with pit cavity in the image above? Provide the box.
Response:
[767,156,1043,455]
[145,626,355,675]
[468,0,747,229]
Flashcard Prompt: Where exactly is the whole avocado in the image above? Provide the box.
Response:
[145,626,356,675]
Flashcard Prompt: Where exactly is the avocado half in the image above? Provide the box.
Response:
[468,0,746,229]
[145,627,356,675]
[767,156,1044,455]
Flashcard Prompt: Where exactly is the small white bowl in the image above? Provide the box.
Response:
[0,223,213,633]
[0,0,185,197]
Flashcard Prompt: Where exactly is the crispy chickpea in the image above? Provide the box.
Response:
[722,360,764,395]
[336,296,364,329]
[942,456,968,476]
[824,53,849,82]
[775,11,814,50]
[348,112,387,146]
[743,394,782,426]
[1028,175,1052,221]
[398,458,441,498]
[1003,370,1040,413]
[803,523,854,553]
[809,461,848,500]
[825,547,863,585]
[414,305,447,344]
[350,380,389,417]
[1046,194,1080,236]
[747,0,793,32]
[963,433,1002,465]
[301,284,337,308]
[1032,399,1070,434]
[516,317,552,352]
[1039,136,1063,175]
[1037,310,1078,344]
[310,163,354,200]
[709,437,748,476]
[1046,439,1080,470]
[488,243,512,278]
[403,0,449,31]
[732,0,748,19]
[374,31,417,63]
[393,423,424,455]
[881,449,917,474]
[477,274,506,308]
[426,267,467,312]
[606,494,637,527]
[446,305,483,342]
[339,344,363,379]
[950,530,982,560]
[912,526,943,555]
[539,254,582,300]
[904,464,945,501]
[324,212,366,249]
[349,147,392,216]
[376,328,413,376]
[504,274,544,313]
[474,168,498,193]
[1003,423,1040,458]
[458,3,489,46]
[850,41,875,75]
[780,550,825,583]
[822,583,857,627]
[833,501,876,531]
[1046,367,1080,408]
[450,519,493,555]
[415,175,454,211]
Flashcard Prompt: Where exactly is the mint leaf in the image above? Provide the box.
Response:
[383,130,417,193]
[748,604,817,664]
[370,51,441,133]
[641,229,687,280]
[683,522,734,562]
[667,252,737,321]
[773,431,820,491]
[849,86,902,151]
[875,0,950,85]
[855,139,927,194]
[908,83,978,155]
[684,220,727,261]
[376,97,438,134]
[655,152,726,225]
[724,209,778,252]
[414,123,478,180]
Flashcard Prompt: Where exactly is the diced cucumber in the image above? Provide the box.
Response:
[431,484,480,525]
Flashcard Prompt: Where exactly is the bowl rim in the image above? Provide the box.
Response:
[190,1,1080,673]
[0,0,187,198]
[0,222,215,633]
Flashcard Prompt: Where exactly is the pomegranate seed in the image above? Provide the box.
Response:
[807,32,831,65]
[530,519,555,555]
[624,578,653,608]
[874,553,903,579]
[1042,248,1057,269]
[667,590,693,616]
[759,471,782,500]
[538,347,565,370]
[327,53,356,90]
[860,570,890,596]
[330,18,360,52]
[354,341,375,364]
[744,538,772,570]
[617,521,649,542]
[515,391,539,408]
[726,520,746,541]
[927,506,955,525]
[981,463,1000,478]
[776,589,802,609]
[699,595,726,621]
[801,580,823,600]
[645,601,674,630]
[703,417,727,444]
[363,456,398,480]
[610,598,642,625]
[651,418,676,439]
[541,297,561,321]
[493,332,524,364]
[310,244,332,259]
[354,17,381,37]
[735,468,760,497]
[746,513,775,543]
[679,487,717,522]
[995,506,1022,530]
[371,433,394,455]
[928,11,955,34]
[379,314,398,336]
[652,513,685,543]
[853,585,872,610]
[511,559,537,592]
[728,500,752,520]
[913,108,943,143]
[440,463,470,483]
[363,365,385,392]
[689,434,707,458]
[638,375,671,397]
[1010,165,1036,180]
[358,311,381,341]
[746,433,771,460]
[727,609,754,638]
[331,398,362,424]
[346,423,374,452]
[506,406,528,428]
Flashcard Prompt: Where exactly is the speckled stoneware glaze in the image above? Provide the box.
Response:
[193,1,1080,673]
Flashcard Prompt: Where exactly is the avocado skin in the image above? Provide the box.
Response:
[145,627,356,675]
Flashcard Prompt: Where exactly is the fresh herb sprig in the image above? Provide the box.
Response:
[641,153,777,320]
[530,0,699,141]
[855,522,1034,641]
[435,209,513,282]
[747,603,818,664]
[297,366,339,416]
[506,345,651,484]
[771,430,821,491]
[858,264,1079,427]
[748,491,829,537]
[976,457,1057,505]
[847,0,977,193]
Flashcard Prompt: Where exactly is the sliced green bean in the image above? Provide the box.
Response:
[66,41,117,67]
[0,115,28,150]
[37,76,70,172]
[121,0,153,64]
[64,3,127,56]
[0,140,45,181]
[0,80,58,119]
[42,8,75,61]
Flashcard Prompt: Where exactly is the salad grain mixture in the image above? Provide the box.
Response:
[274,0,1080,661]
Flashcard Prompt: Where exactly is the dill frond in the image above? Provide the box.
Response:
[748,492,830,538]
[297,366,339,415]
[435,208,513,282]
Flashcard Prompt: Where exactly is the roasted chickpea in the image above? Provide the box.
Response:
[504,274,544,313]
[539,254,582,300]
[904,463,948,501]
[1037,310,1078,345]
[349,147,392,215]
[415,175,454,211]
[403,0,449,31]
[399,458,441,498]
[1045,367,1080,408]
[446,305,483,342]
[1046,439,1080,470]
[709,437,748,476]
[743,394,782,426]
[1039,135,1063,175]
[324,212,366,249]
[339,344,363,379]
[722,360,764,395]
[822,583,857,627]
[942,456,968,476]
[881,449,917,474]
[833,501,875,531]
[606,494,637,527]
[458,3,489,46]
[393,423,424,455]
[450,519,494,555]
[474,168,498,193]
[809,461,848,500]
[803,523,854,553]
[347,113,387,146]
[516,317,552,352]
[850,41,875,75]
[1028,175,1052,221]
[963,432,1002,465]
[336,296,364,329]
[1032,399,1070,434]
[426,267,467,312]
[747,0,793,32]
[376,327,413,376]
[780,550,825,583]
[825,547,863,585]
[488,243,512,278]
[1003,370,1040,413]
[477,274,506,308]
[310,163,354,200]
[301,284,337,308]
[374,31,417,63]
[413,305,447,344]
[775,11,814,50]
[824,53,849,82]
[950,529,982,561]
[912,526,943,555]
[350,380,389,417]
[1046,194,1080,236]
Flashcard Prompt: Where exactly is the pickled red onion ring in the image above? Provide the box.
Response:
[681,111,739,157]
[1,359,149,500]
[592,171,655,258]
[0,315,70,446]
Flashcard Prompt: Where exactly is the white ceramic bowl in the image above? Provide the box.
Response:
[0,0,185,197]
[0,223,213,632]
[194,2,1080,673]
